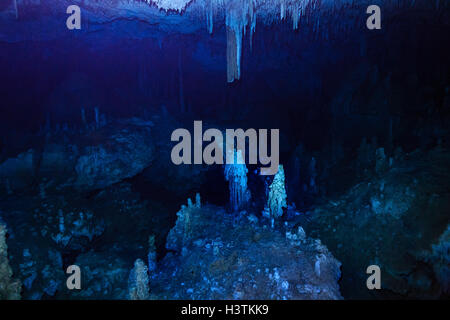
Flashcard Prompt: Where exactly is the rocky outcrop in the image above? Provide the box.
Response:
[156,203,342,299]
[310,148,450,298]
[0,119,156,193]
[74,125,155,191]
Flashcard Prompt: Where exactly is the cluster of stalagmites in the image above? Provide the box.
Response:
[128,194,202,299]
[166,193,202,253]
[223,148,287,219]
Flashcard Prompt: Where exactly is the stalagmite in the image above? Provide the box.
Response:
[148,0,192,12]
[128,259,150,300]
[148,235,156,272]
[224,149,250,212]
[266,164,287,220]
[250,0,256,51]
[0,223,21,300]
[195,193,201,208]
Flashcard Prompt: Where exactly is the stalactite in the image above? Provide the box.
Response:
[147,0,191,12]
[178,50,185,112]
[13,0,18,20]
[249,0,256,51]
[148,235,156,272]
[280,0,286,20]
[226,27,240,83]
[146,0,363,82]
[225,0,255,83]
[206,0,214,34]
[292,3,300,30]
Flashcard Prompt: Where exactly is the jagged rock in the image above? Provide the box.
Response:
[16,245,65,300]
[286,226,306,246]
